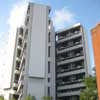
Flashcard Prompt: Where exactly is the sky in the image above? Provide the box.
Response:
[0,0,100,89]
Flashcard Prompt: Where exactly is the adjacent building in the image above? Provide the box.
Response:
[11,3,56,100]
[91,23,100,100]
[55,23,89,100]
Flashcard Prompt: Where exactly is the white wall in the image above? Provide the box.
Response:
[27,78,45,100]
[28,4,47,78]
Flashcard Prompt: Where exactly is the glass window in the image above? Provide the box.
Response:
[48,87,50,96]
[48,46,50,57]
[48,62,50,73]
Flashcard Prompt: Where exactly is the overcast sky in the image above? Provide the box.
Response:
[0,0,100,89]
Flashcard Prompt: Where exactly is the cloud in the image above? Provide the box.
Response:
[52,7,77,30]
[0,0,28,89]
[8,1,28,34]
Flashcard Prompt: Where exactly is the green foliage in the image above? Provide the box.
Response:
[26,95,35,100]
[0,96,4,100]
[80,76,98,100]
[42,96,52,100]
[84,77,97,89]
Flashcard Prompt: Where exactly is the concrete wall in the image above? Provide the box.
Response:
[28,4,48,78]
[27,77,45,100]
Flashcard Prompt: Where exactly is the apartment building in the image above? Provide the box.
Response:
[91,23,100,100]
[11,3,55,100]
[55,24,89,100]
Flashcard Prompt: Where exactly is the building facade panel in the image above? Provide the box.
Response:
[91,23,100,100]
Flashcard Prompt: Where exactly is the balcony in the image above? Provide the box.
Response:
[57,78,83,86]
[19,27,23,36]
[18,70,24,85]
[57,73,85,86]
[18,92,23,100]
[57,64,84,73]
[57,37,82,51]
[18,33,23,39]
[57,69,85,78]
[57,56,84,66]
[56,49,83,62]
[16,48,22,59]
[16,57,21,70]
[57,90,80,97]
[17,45,22,50]
[13,83,18,88]
[57,44,83,54]
[57,32,82,44]
[57,83,85,90]
[15,69,20,75]
[14,74,20,84]
[19,56,25,71]
[16,60,21,70]
[17,80,24,93]
[13,94,19,100]
[18,38,23,48]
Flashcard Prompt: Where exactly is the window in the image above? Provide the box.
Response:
[48,87,50,96]
[48,46,50,57]
[48,61,50,73]
[17,49,21,58]
[48,78,50,82]
[48,32,51,42]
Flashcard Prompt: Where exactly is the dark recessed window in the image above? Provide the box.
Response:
[48,19,51,25]
[48,32,51,42]
[48,46,50,57]
[48,78,50,82]
[48,87,50,96]
[48,62,50,73]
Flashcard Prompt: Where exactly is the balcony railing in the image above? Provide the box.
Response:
[57,69,85,78]
[57,44,83,54]
[57,90,80,97]
[15,69,20,75]
[17,80,24,93]
[18,38,23,48]
[57,79,83,86]
[57,56,84,66]
[57,65,84,73]
[57,83,85,90]
[58,31,80,41]
[57,52,83,62]
[13,83,18,88]
[57,40,82,51]
[13,94,19,100]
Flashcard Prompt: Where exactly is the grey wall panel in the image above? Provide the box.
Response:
[28,5,47,78]
[27,78,45,100]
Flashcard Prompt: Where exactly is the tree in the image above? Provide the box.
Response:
[80,76,98,100]
[0,96,4,100]
[42,96,52,100]
[25,95,35,100]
